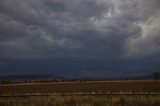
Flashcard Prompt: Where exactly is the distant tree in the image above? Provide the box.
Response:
[1,80,5,84]
[153,72,160,81]
[1,80,10,84]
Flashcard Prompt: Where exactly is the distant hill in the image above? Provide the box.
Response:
[130,72,160,80]
[79,72,160,80]
[0,74,67,81]
[0,72,160,83]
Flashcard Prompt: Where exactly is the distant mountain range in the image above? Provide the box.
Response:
[0,74,67,81]
[0,72,159,81]
[78,72,160,80]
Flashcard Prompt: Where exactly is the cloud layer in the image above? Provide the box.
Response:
[0,0,160,77]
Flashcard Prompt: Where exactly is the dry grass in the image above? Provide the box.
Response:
[0,95,160,106]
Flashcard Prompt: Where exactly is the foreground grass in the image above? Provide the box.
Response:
[0,95,160,106]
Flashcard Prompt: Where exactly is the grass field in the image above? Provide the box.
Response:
[0,80,160,95]
[0,80,160,106]
[1,95,160,106]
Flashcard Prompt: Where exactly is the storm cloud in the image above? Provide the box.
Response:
[0,0,160,77]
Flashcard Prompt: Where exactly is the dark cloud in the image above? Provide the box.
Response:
[0,0,160,77]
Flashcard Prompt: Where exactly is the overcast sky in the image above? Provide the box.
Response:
[0,0,160,78]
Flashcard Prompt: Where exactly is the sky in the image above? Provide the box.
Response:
[0,0,160,78]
